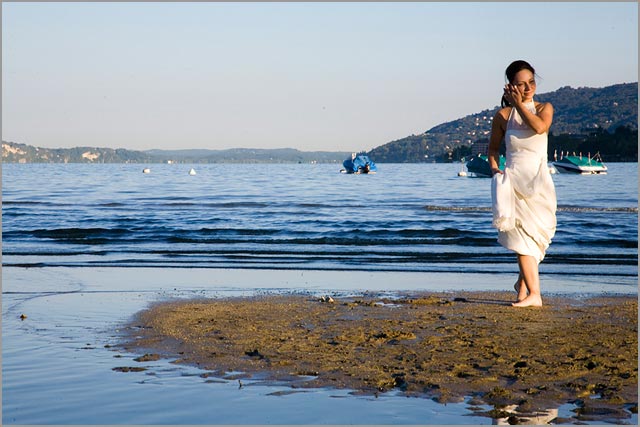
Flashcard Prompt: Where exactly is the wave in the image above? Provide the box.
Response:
[424,205,638,213]
[558,205,639,213]
[3,252,638,273]
[5,200,636,214]
[4,224,636,247]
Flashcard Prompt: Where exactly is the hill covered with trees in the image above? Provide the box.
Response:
[367,82,638,162]
[1,142,349,164]
[1,142,155,164]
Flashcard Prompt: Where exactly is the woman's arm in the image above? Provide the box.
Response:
[504,84,553,134]
[515,101,553,134]
[488,109,507,175]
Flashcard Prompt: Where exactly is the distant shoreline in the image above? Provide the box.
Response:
[3,139,637,164]
[4,82,638,164]
[3,159,638,164]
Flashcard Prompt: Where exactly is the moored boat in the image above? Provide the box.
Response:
[552,152,607,174]
[466,154,505,178]
[341,153,377,174]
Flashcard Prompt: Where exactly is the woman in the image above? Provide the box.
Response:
[488,60,557,307]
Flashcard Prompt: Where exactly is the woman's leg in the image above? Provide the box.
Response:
[513,272,528,302]
[512,255,542,307]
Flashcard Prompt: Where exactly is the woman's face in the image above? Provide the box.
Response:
[511,69,536,102]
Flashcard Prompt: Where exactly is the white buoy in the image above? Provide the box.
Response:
[189,168,197,176]
[458,160,467,177]
[142,168,151,174]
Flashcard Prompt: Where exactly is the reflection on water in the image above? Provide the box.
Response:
[3,266,638,424]
[493,405,558,425]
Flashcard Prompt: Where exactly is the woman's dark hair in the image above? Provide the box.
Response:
[501,60,536,108]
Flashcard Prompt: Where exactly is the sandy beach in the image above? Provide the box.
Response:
[4,267,638,424]
[120,290,638,423]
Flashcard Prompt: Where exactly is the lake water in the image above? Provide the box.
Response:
[2,162,638,424]
[3,162,637,277]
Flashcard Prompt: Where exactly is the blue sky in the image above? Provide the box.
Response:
[2,2,637,152]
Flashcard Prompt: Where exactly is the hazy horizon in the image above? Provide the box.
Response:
[4,81,636,154]
[2,2,637,152]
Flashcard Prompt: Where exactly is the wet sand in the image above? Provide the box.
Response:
[121,291,637,422]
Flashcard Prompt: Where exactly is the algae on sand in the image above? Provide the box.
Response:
[120,292,638,422]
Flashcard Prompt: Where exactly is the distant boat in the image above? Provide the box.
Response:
[466,154,505,178]
[189,168,197,175]
[552,152,607,174]
[341,153,377,174]
[142,168,151,174]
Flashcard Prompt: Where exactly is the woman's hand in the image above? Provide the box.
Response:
[491,167,503,176]
[503,84,523,106]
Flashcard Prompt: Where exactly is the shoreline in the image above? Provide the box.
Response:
[4,265,638,295]
[119,290,638,424]
[4,266,637,424]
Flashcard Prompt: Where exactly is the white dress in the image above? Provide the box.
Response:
[491,101,557,263]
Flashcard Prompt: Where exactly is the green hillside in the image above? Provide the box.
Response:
[367,82,638,163]
[1,141,348,164]
[1,142,155,164]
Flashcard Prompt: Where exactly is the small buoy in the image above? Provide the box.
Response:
[189,168,197,176]
[458,171,467,177]
[142,168,151,174]
[19,314,27,320]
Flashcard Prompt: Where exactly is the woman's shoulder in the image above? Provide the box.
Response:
[494,106,511,121]
[534,101,553,112]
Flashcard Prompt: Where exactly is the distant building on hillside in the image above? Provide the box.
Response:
[471,141,489,156]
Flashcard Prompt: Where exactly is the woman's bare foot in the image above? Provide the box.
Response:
[512,294,542,307]
[514,282,528,302]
